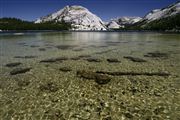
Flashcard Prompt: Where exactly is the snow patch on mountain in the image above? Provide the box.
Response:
[35,5,106,30]
[107,17,142,29]
[143,2,180,22]
[106,21,121,29]
[117,17,142,25]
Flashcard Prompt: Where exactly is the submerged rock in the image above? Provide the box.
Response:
[14,56,37,59]
[39,82,58,92]
[95,49,116,55]
[70,57,81,60]
[55,57,68,61]
[40,58,58,63]
[30,45,40,48]
[5,62,22,67]
[144,52,169,58]
[153,106,165,115]
[77,70,111,85]
[17,42,26,45]
[17,80,30,87]
[77,70,97,80]
[78,55,91,58]
[72,48,84,51]
[102,116,112,120]
[10,67,31,75]
[40,57,68,63]
[124,56,147,62]
[94,74,111,85]
[86,58,102,62]
[107,58,120,63]
[97,45,108,48]
[59,67,71,72]
[56,45,77,50]
[105,41,122,46]
[124,112,133,118]
[39,48,46,51]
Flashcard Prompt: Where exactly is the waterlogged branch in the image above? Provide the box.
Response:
[96,71,170,77]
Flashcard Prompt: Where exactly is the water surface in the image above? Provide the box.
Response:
[0,32,180,119]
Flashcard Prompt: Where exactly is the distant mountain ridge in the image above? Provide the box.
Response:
[106,17,142,29]
[107,1,180,31]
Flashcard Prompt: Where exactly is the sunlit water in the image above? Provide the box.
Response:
[0,32,180,119]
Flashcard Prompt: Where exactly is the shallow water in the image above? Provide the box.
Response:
[0,32,180,119]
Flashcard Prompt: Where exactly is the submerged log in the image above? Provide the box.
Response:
[96,71,170,77]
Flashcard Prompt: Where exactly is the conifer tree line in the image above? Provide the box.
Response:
[0,18,71,30]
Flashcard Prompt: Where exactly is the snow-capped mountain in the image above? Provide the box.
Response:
[141,1,180,23]
[35,5,106,30]
[107,17,142,29]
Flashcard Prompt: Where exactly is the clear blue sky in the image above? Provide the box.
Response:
[0,0,179,22]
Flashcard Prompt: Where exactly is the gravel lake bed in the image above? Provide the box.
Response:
[0,32,180,120]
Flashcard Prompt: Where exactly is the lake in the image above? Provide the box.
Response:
[0,32,180,119]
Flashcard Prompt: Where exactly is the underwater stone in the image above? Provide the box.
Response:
[153,106,165,115]
[5,62,22,67]
[144,52,169,58]
[30,45,40,48]
[40,58,58,63]
[14,56,37,59]
[59,67,72,72]
[17,80,30,87]
[94,74,111,85]
[39,48,46,51]
[72,48,84,51]
[55,57,68,61]
[10,67,31,75]
[86,58,102,62]
[102,116,112,120]
[77,70,97,80]
[70,57,81,60]
[107,58,120,63]
[77,70,111,85]
[39,82,58,92]
[124,112,133,118]
[124,56,147,62]
[40,57,67,63]
[78,55,91,58]
[56,45,77,50]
